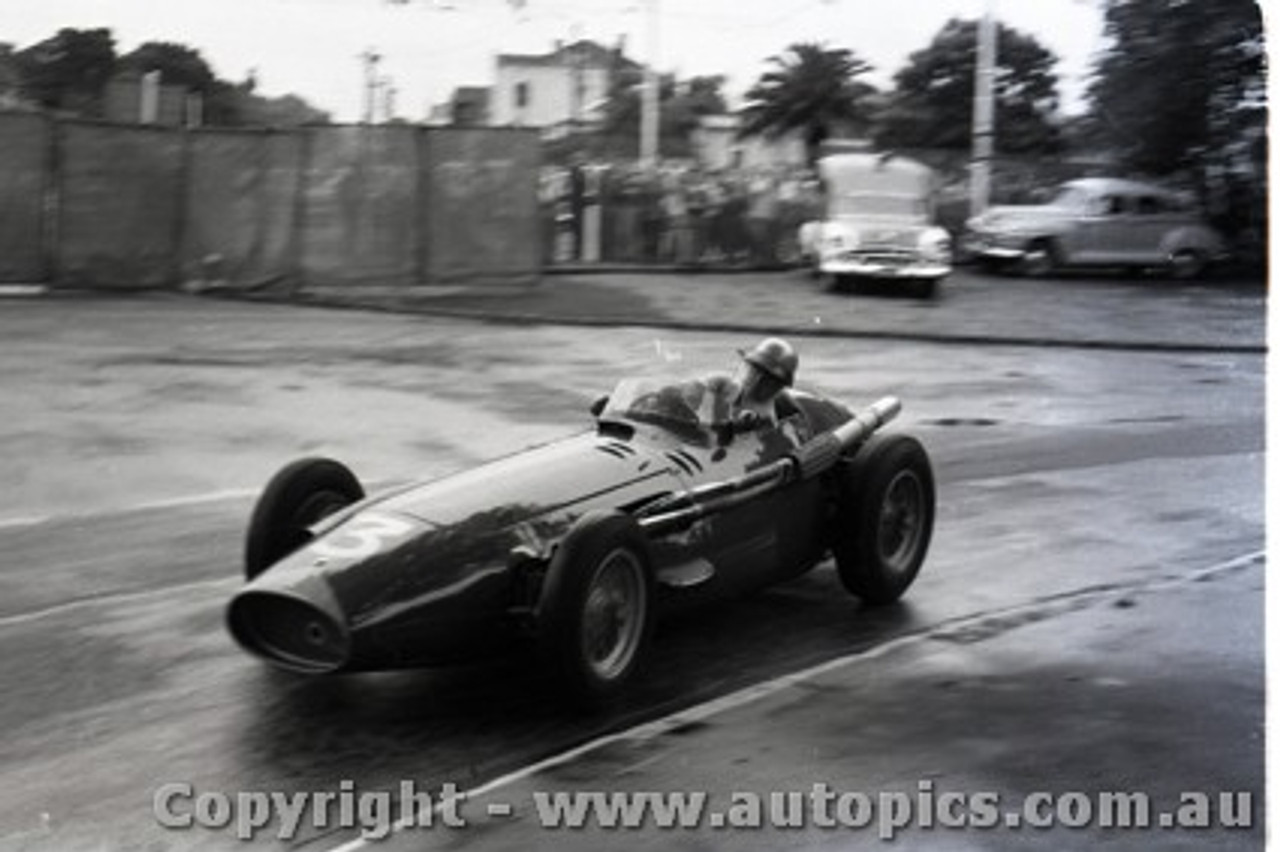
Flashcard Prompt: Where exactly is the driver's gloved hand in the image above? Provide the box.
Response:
[712,421,735,446]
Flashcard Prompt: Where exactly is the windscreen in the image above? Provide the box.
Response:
[599,377,724,443]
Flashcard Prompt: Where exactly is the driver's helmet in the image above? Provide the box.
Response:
[741,338,798,387]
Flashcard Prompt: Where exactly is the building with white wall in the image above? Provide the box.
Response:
[691,114,807,170]
[491,39,635,138]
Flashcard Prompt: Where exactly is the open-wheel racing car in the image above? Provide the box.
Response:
[227,370,935,705]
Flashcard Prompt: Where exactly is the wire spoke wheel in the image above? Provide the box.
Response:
[831,433,935,605]
[538,510,655,706]
[581,549,647,681]
[876,470,927,576]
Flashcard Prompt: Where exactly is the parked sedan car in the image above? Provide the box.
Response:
[800,152,952,298]
[964,177,1228,279]
[227,372,935,705]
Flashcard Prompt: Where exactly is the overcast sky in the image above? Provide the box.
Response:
[7,0,1106,122]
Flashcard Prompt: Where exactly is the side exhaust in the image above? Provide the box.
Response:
[638,397,901,536]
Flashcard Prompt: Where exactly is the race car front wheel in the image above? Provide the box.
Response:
[832,434,935,605]
[244,458,364,580]
[537,511,655,707]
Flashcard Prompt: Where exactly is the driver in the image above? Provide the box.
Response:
[706,337,799,428]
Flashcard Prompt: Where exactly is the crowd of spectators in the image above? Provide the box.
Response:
[541,162,824,269]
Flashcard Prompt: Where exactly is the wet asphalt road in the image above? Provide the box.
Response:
[0,269,1265,850]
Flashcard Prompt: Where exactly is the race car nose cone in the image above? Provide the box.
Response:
[227,590,351,673]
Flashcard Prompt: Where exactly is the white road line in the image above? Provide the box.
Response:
[0,284,48,297]
[0,515,52,531]
[124,489,260,512]
[323,548,1265,852]
[0,489,259,531]
[0,577,240,629]
[0,478,409,532]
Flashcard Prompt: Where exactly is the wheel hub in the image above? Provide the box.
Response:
[878,470,925,573]
[581,550,646,680]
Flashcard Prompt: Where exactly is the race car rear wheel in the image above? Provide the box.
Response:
[832,434,935,605]
[538,511,654,707]
[244,458,364,580]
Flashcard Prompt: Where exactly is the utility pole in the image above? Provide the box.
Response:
[360,48,382,124]
[568,24,585,136]
[969,6,997,218]
[139,70,161,124]
[382,77,397,122]
[639,0,660,169]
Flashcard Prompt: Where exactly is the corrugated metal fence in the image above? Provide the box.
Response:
[0,112,542,289]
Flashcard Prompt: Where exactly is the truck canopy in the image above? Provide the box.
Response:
[819,153,936,219]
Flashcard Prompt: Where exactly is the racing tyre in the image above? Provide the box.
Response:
[538,511,655,707]
[244,458,364,580]
[832,434,935,605]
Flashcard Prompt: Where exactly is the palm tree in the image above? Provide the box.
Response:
[738,43,877,166]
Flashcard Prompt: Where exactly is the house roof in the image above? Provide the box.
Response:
[453,86,490,104]
[497,39,638,71]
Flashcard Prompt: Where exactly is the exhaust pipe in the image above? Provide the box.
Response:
[639,397,900,535]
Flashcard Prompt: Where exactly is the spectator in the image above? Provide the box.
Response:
[746,173,781,268]
[683,171,710,266]
[658,170,693,264]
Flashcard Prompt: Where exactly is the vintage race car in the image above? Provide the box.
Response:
[227,373,935,704]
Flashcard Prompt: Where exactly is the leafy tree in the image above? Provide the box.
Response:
[1085,0,1265,177]
[116,42,274,125]
[116,40,246,124]
[117,42,218,93]
[662,75,729,156]
[15,27,117,115]
[1085,0,1266,252]
[738,43,877,165]
[237,91,331,126]
[596,68,728,160]
[874,18,1062,154]
[670,75,729,124]
[15,28,330,126]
